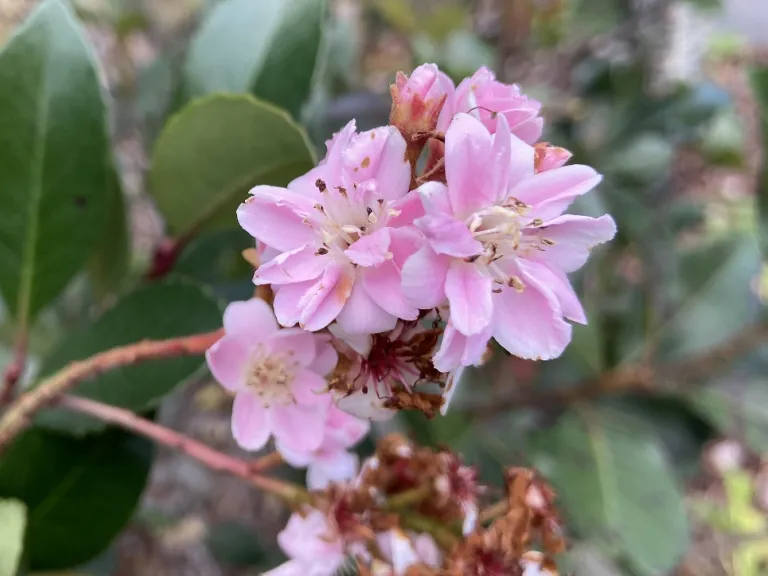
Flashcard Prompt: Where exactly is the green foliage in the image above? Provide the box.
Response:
[183,0,326,118]
[751,65,768,258]
[534,405,689,574]
[0,429,152,570]
[149,94,315,237]
[0,0,110,325]
[0,499,26,576]
[34,278,223,435]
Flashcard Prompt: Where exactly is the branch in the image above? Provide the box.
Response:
[0,333,28,406]
[470,322,768,418]
[57,395,308,504]
[0,329,224,452]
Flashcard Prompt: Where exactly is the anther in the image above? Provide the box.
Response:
[315,179,327,192]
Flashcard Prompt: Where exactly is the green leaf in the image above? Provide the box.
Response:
[0,498,26,576]
[690,379,768,455]
[184,0,325,117]
[533,405,689,574]
[34,278,223,435]
[149,94,315,237]
[0,0,110,324]
[173,228,255,302]
[88,162,130,300]
[0,428,153,570]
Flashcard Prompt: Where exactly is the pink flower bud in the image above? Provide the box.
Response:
[390,63,454,134]
[534,143,573,173]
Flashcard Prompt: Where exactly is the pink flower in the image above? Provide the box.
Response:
[402,114,615,370]
[277,404,370,489]
[437,66,543,144]
[328,320,446,421]
[534,143,572,173]
[205,298,337,453]
[374,529,442,574]
[390,63,454,133]
[237,121,423,335]
[265,510,346,576]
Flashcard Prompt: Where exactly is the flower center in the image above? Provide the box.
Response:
[245,345,298,407]
[312,178,399,253]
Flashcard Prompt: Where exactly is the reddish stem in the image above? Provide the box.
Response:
[0,334,28,406]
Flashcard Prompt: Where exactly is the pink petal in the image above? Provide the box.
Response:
[360,260,419,321]
[509,165,602,222]
[504,128,536,190]
[254,244,327,285]
[274,439,313,467]
[324,404,370,450]
[444,114,494,218]
[519,260,586,324]
[401,245,449,309]
[433,321,491,372]
[237,186,316,252]
[368,128,411,201]
[388,191,426,228]
[232,392,272,451]
[416,181,453,216]
[491,265,572,360]
[268,328,317,367]
[328,324,372,356]
[333,390,397,421]
[310,334,339,376]
[344,228,391,267]
[335,280,397,334]
[272,404,326,452]
[524,214,616,272]
[290,369,332,408]
[440,367,464,415]
[273,281,314,327]
[415,214,482,258]
[298,265,354,331]
[388,226,423,268]
[511,116,544,145]
[223,298,279,340]
[445,261,493,335]
[307,450,359,489]
[277,510,343,561]
[205,335,250,392]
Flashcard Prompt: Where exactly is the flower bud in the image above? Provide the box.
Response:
[534,142,572,173]
[390,63,453,135]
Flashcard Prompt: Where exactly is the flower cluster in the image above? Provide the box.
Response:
[205,62,615,574]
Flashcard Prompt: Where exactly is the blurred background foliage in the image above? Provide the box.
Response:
[2,0,768,574]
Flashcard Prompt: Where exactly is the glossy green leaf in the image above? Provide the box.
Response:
[534,405,689,574]
[0,498,26,576]
[690,379,768,455]
[184,0,325,117]
[0,0,110,324]
[149,94,315,237]
[34,278,223,435]
[750,66,768,258]
[0,428,152,570]
[88,162,130,300]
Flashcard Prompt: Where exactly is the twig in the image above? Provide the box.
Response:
[0,333,28,406]
[469,322,768,418]
[56,395,307,504]
[0,329,224,452]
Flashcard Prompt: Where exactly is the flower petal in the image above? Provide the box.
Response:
[524,214,616,272]
[237,186,317,252]
[254,244,327,285]
[417,181,453,216]
[345,228,391,267]
[445,261,493,335]
[231,392,272,451]
[415,214,482,258]
[310,334,339,376]
[268,328,317,367]
[298,265,354,331]
[328,323,373,356]
[401,245,450,310]
[206,335,249,392]
[290,369,332,408]
[335,280,398,334]
[444,113,494,218]
[433,321,491,372]
[307,450,359,489]
[387,226,423,268]
[361,260,419,321]
[491,264,572,360]
[271,404,326,452]
[440,367,464,415]
[509,165,602,221]
[519,260,586,324]
[323,404,370,450]
[273,281,314,327]
[333,390,397,421]
[222,298,278,339]
[388,191,426,227]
